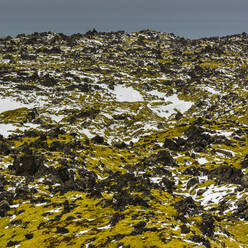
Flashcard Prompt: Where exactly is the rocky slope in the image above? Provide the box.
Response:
[0,30,248,247]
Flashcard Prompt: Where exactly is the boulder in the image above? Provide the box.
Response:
[91,135,104,144]
[56,226,69,234]
[173,197,201,216]
[12,149,44,176]
[241,159,248,169]
[7,241,20,247]
[198,214,215,237]
[187,177,199,189]
[40,74,58,87]
[209,165,243,185]
[161,177,175,193]
[163,138,179,151]
[241,174,248,187]
[147,150,176,166]
[0,200,10,217]
[0,141,11,155]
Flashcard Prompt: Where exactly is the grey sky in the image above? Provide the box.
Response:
[1,0,247,18]
[0,0,247,38]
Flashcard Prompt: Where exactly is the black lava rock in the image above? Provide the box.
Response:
[40,74,58,87]
[7,241,20,247]
[12,148,44,176]
[198,214,215,237]
[56,226,69,234]
[164,138,179,151]
[0,200,10,217]
[25,233,34,239]
[147,150,176,166]
[187,177,199,189]
[173,197,201,216]
[191,234,210,248]
[91,135,104,144]
[209,164,243,185]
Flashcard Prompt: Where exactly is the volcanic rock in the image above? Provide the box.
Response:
[173,197,201,216]
[0,200,10,217]
[198,214,215,237]
[209,164,243,185]
[12,149,44,176]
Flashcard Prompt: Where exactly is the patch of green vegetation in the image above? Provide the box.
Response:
[0,107,29,123]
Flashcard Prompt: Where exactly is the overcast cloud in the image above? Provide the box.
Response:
[0,0,247,38]
[1,0,247,18]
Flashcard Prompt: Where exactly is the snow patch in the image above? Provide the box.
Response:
[47,208,61,213]
[198,157,208,165]
[76,229,91,237]
[10,204,20,208]
[0,97,32,113]
[98,224,111,230]
[114,85,143,102]
[36,202,47,207]
[204,87,220,94]
[198,184,237,208]
[216,130,233,137]
[0,124,20,138]
[149,94,193,118]
[81,128,94,138]
[0,123,40,138]
[150,177,162,184]
[148,90,166,99]
[49,114,66,123]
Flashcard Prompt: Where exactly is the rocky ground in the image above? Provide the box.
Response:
[0,30,248,247]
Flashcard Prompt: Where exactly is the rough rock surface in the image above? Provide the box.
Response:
[0,30,248,247]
